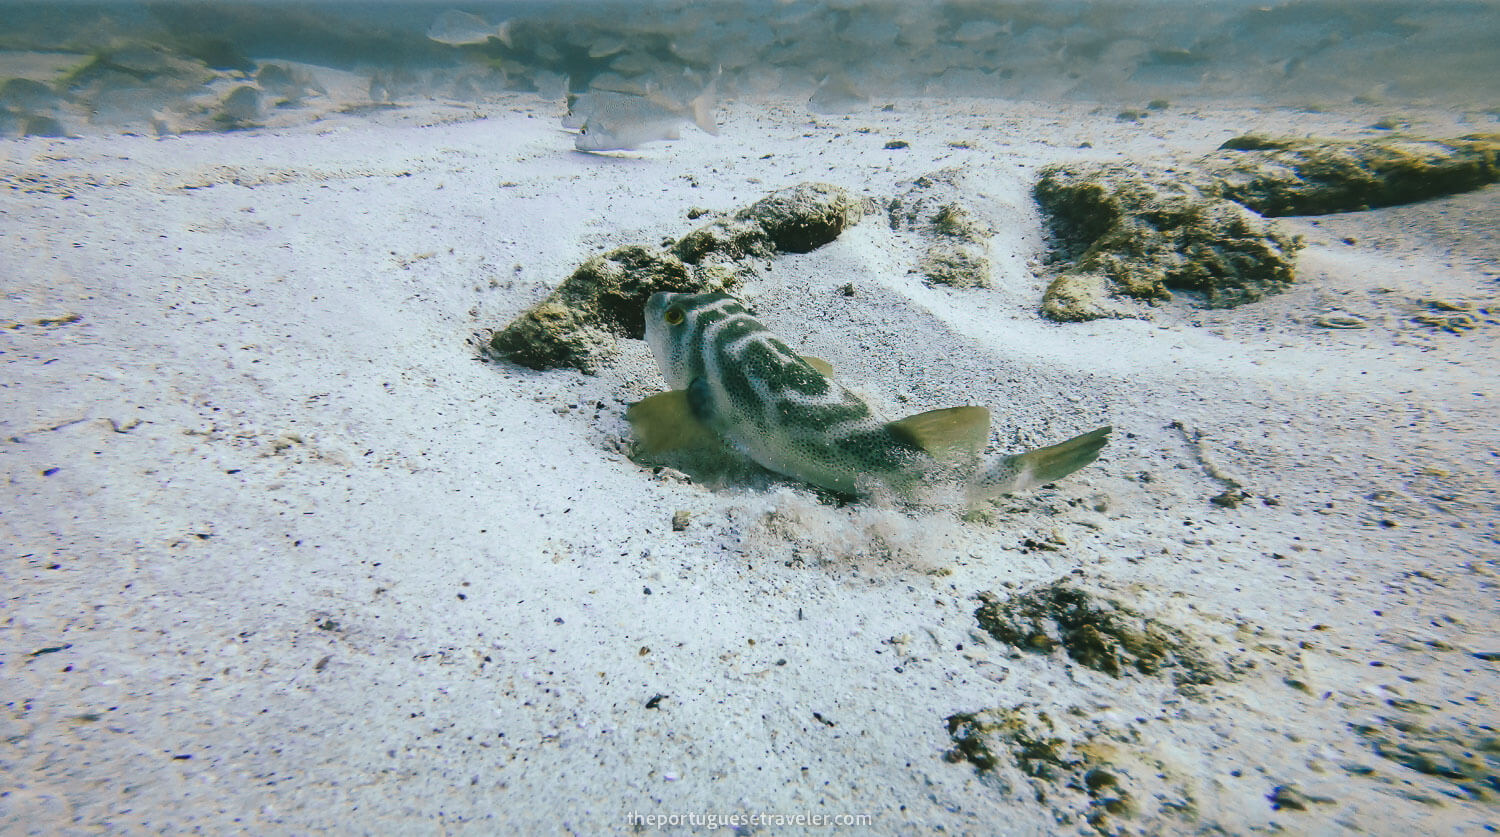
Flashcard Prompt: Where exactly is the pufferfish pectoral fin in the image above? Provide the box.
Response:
[886,405,992,461]
[800,355,835,378]
[626,390,726,456]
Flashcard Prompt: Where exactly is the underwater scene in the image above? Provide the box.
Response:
[2,0,1498,137]
[3,0,1497,833]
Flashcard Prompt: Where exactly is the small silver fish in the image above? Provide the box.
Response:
[629,292,1110,500]
[808,74,869,115]
[570,84,717,152]
[427,10,511,47]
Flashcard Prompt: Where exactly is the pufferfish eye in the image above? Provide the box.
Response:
[663,306,685,326]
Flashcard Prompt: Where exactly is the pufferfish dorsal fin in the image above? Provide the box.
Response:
[886,406,991,460]
[626,390,725,456]
[800,355,834,378]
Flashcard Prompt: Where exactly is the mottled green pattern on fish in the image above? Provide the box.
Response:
[633,291,1110,499]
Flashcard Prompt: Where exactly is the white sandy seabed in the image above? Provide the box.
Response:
[2,94,1497,834]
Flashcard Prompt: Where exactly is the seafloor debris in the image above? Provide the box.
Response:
[974,578,1226,686]
[1353,716,1499,801]
[488,246,734,372]
[944,705,1194,835]
[1035,133,1500,322]
[491,183,861,372]
[673,182,863,263]
[1411,298,1491,333]
[1314,312,1369,329]
[889,170,994,288]
[1267,783,1335,811]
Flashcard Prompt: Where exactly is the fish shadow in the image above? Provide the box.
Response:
[568,147,658,161]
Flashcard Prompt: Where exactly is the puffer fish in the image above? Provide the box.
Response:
[628,292,1110,500]
[568,84,717,152]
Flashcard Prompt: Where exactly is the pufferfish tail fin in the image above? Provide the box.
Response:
[968,425,1111,499]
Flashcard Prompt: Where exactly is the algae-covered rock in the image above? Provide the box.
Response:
[544,245,705,338]
[1201,133,1500,216]
[888,171,996,243]
[1034,133,1500,322]
[486,301,618,374]
[974,579,1226,686]
[947,707,1081,781]
[213,84,263,128]
[1411,296,1491,333]
[64,45,218,95]
[1040,272,1125,322]
[929,202,990,240]
[1035,164,1302,320]
[489,245,734,373]
[1413,312,1482,333]
[920,241,990,288]
[888,171,993,241]
[674,182,862,263]
[493,183,861,373]
[0,78,64,112]
[256,63,328,102]
[1354,716,1499,801]
[945,705,1188,834]
[22,114,69,138]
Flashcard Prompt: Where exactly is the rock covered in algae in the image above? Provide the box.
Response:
[1035,165,1302,321]
[974,579,1226,686]
[1035,133,1500,322]
[1200,133,1500,216]
[489,245,735,373]
[919,241,990,289]
[945,705,1192,834]
[673,182,864,263]
[492,182,863,373]
[487,301,617,373]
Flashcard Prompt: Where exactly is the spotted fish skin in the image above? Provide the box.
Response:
[644,292,922,495]
[637,291,1110,498]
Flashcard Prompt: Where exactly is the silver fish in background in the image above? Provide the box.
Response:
[629,292,1111,500]
[568,80,718,152]
[532,70,570,103]
[807,73,870,115]
[426,9,512,47]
